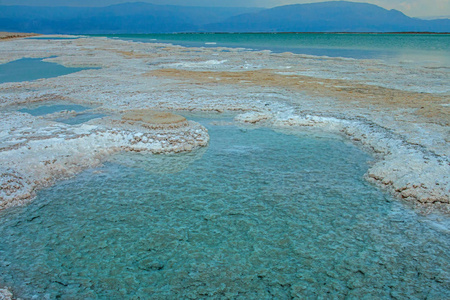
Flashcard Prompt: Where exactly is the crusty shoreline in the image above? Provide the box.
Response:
[0,32,39,41]
[0,111,209,211]
[0,34,448,214]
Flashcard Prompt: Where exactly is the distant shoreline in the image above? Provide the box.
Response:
[89,31,450,35]
[0,32,39,41]
[1,32,448,37]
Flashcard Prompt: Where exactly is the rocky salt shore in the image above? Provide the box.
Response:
[0,110,208,210]
[0,35,448,214]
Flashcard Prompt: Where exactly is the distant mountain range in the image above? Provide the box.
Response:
[0,1,449,33]
[0,3,261,33]
[206,2,450,33]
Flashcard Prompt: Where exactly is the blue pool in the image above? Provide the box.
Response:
[0,118,448,298]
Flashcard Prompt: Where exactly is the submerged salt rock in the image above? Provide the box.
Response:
[109,145,207,174]
[0,167,35,209]
[0,287,13,300]
[234,112,272,124]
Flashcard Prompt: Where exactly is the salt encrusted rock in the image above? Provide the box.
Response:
[366,153,449,204]
[109,145,207,174]
[0,287,13,300]
[234,112,272,124]
[0,111,209,210]
[271,113,349,133]
[0,168,35,210]
[40,109,78,120]
[270,112,450,207]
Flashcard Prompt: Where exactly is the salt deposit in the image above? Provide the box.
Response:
[0,287,12,300]
[0,110,208,210]
[236,111,449,211]
[0,35,448,214]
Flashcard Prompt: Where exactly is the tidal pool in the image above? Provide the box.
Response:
[0,119,449,299]
[19,104,90,116]
[19,104,106,125]
[56,112,106,125]
[0,58,92,84]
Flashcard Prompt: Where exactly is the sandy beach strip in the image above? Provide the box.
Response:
[0,32,39,41]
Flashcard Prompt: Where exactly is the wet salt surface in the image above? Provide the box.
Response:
[26,37,80,40]
[56,113,106,125]
[18,104,106,125]
[112,33,450,67]
[0,120,449,299]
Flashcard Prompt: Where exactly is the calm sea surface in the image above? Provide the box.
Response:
[96,33,450,66]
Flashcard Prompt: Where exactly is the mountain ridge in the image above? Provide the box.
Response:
[204,1,449,33]
[0,1,448,33]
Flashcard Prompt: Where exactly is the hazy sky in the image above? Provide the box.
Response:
[0,0,449,18]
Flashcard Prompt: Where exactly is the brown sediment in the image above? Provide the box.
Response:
[146,69,450,126]
[122,109,187,127]
[0,32,39,41]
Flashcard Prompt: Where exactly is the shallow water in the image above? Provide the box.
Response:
[0,119,449,299]
[0,58,90,84]
[57,113,106,125]
[100,33,450,67]
[18,104,105,125]
[19,104,90,116]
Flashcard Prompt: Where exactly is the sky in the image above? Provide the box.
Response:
[0,0,449,18]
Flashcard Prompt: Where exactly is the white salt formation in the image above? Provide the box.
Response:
[236,111,449,209]
[0,287,13,300]
[0,110,208,210]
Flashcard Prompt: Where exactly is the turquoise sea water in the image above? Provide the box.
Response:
[57,112,106,125]
[19,104,90,116]
[1,119,449,299]
[99,33,450,66]
[0,58,88,84]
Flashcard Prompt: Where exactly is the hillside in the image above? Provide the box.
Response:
[0,2,260,34]
[0,1,448,33]
[205,1,450,32]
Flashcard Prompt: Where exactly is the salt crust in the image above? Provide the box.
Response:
[0,35,448,214]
